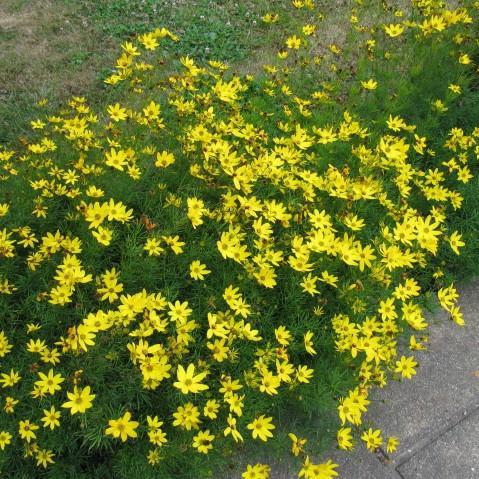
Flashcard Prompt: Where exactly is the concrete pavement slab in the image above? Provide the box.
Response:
[397,408,479,479]
[366,280,479,465]
[225,281,479,478]
[331,280,479,478]
[327,445,401,479]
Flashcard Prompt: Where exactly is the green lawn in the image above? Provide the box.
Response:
[0,0,398,143]
[0,0,294,142]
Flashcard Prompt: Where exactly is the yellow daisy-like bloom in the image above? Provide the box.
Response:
[361,79,378,90]
[299,457,339,479]
[192,429,215,454]
[61,386,95,415]
[304,331,317,355]
[18,419,39,443]
[384,23,405,37]
[107,103,128,122]
[337,427,353,450]
[36,448,55,468]
[448,231,465,254]
[105,411,139,442]
[189,260,211,280]
[242,463,271,479]
[173,364,209,394]
[34,369,64,395]
[247,415,275,442]
[386,436,400,453]
[0,431,12,450]
[361,428,383,451]
[172,402,202,430]
[36,449,55,468]
[41,406,61,430]
[394,355,418,379]
[286,35,302,49]
[288,432,307,456]
[92,226,113,246]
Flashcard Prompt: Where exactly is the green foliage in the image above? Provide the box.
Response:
[1,1,479,479]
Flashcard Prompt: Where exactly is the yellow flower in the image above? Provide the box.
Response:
[299,457,339,479]
[300,273,319,296]
[394,355,418,379]
[0,332,12,357]
[36,448,55,468]
[288,432,307,456]
[92,226,113,246]
[302,24,316,36]
[433,99,448,112]
[173,364,209,394]
[259,370,281,395]
[261,13,279,24]
[105,148,128,171]
[337,427,353,450]
[0,431,12,450]
[242,463,271,479]
[147,448,162,465]
[34,369,64,395]
[207,339,229,362]
[448,231,465,254]
[274,325,291,346]
[107,103,128,122]
[378,297,397,320]
[148,427,167,446]
[18,420,39,443]
[75,324,96,352]
[286,35,302,49]
[213,78,243,103]
[459,53,471,65]
[409,335,427,351]
[448,83,461,94]
[189,260,211,280]
[296,365,314,383]
[192,429,215,454]
[361,79,378,90]
[247,415,275,442]
[41,406,61,430]
[4,396,18,414]
[172,402,202,430]
[106,411,139,442]
[0,203,9,217]
[168,300,192,322]
[224,413,243,442]
[155,150,175,168]
[384,23,405,37]
[139,33,159,50]
[386,436,400,453]
[203,399,220,419]
[62,386,95,414]
[144,237,164,256]
[276,359,294,383]
[0,369,21,388]
[361,428,383,451]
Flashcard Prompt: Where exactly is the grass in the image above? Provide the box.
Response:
[0,0,270,142]
[0,0,396,144]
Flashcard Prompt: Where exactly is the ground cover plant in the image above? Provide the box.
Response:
[1,0,479,478]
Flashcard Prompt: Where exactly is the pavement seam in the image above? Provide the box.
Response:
[392,402,479,473]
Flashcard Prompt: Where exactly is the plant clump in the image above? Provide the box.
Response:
[0,1,478,478]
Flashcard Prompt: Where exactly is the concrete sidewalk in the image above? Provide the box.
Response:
[226,280,479,479]
[226,281,479,479]
[332,279,479,479]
